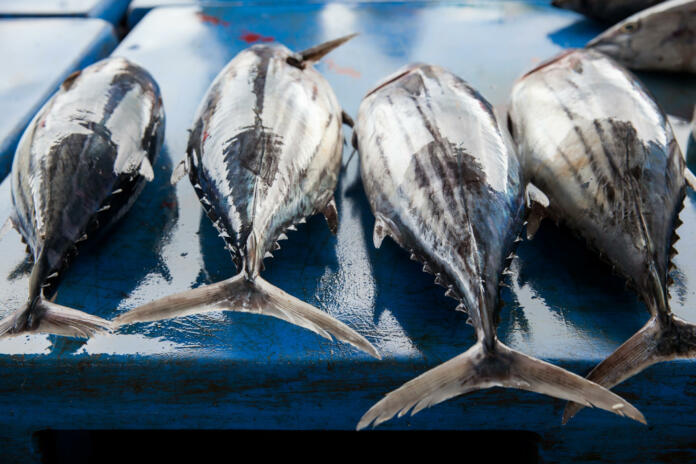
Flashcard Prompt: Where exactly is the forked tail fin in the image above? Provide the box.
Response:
[0,298,112,339]
[357,339,645,429]
[563,314,696,423]
[113,273,380,358]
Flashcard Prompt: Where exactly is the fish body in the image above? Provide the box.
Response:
[587,0,696,73]
[355,64,643,429]
[508,48,696,422]
[552,0,666,23]
[115,37,378,358]
[1,57,165,337]
[187,44,343,276]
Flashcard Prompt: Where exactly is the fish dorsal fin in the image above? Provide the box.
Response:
[525,183,549,240]
[685,168,696,191]
[171,158,189,185]
[61,69,82,91]
[138,156,154,181]
[287,33,358,69]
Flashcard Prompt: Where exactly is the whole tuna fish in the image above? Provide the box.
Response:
[552,0,666,23]
[508,48,696,423]
[0,57,165,337]
[354,63,644,429]
[587,0,696,73]
[114,36,379,358]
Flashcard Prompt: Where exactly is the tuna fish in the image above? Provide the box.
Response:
[114,35,379,358]
[354,63,644,429]
[507,48,696,423]
[587,0,696,73]
[0,57,165,338]
[552,0,666,23]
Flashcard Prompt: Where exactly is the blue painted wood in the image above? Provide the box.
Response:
[125,0,551,27]
[1,2,696,461]
[0,18,118,180]
[0,0,131,25]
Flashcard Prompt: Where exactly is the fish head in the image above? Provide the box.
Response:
[586,3,687,71]
[586,18,644,63]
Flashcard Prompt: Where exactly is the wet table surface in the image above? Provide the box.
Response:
[0,0,132,24]
[0,17,118,179]
[1,2,696,462]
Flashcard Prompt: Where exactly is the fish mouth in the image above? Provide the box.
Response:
[586,37,621,56]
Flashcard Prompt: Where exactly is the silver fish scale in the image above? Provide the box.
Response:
[186,44,343,275]
[11,57,164,288]
[356,64,524,342]
[509,49,684,307]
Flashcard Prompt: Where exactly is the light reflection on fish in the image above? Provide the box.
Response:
[354,63,644,429]
[508,48,696,423]
[114,35,379,358]
[0,57,165,338]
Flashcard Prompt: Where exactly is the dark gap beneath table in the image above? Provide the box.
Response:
[34,429,541,463]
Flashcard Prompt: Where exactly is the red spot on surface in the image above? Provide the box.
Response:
[240,32,275,43]
[161,200,176,211]
[202,131,209,143]
[197,12,229,27]
[324,59,361,79]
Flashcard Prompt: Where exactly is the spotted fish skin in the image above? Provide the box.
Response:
[2,57,164,337]
[114,37,379,359]
[355,64,645,429]
[186,44,342,276]
[508,48,696,423]
[552,0,665,23]
[587,0,696,73]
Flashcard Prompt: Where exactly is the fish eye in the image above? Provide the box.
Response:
[621,21,639,33]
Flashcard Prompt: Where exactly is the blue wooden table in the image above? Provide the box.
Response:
[1,2,696,461]
[0,18,118,180]
[0,0,132,25]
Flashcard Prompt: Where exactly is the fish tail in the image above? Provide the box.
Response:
[113,273,380,358]
[0,298,112,339]
[357,339,645,430]
[563,314,696,423]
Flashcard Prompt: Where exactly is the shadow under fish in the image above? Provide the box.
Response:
[114,35,379,359]
[0,57,165,338]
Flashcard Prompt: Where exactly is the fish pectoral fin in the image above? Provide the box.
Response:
[341,111,354,128]
[170,158,189,185]
[0,216,16,242]
[684,168,696,191]
[524,182,550,240]
[113,273,380,359]
[321,197,339,234]
[373,214,400,249]
[563,314,696,424]
[297,33,358,65]
[138,156,155,182]
[357,340,645,430]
